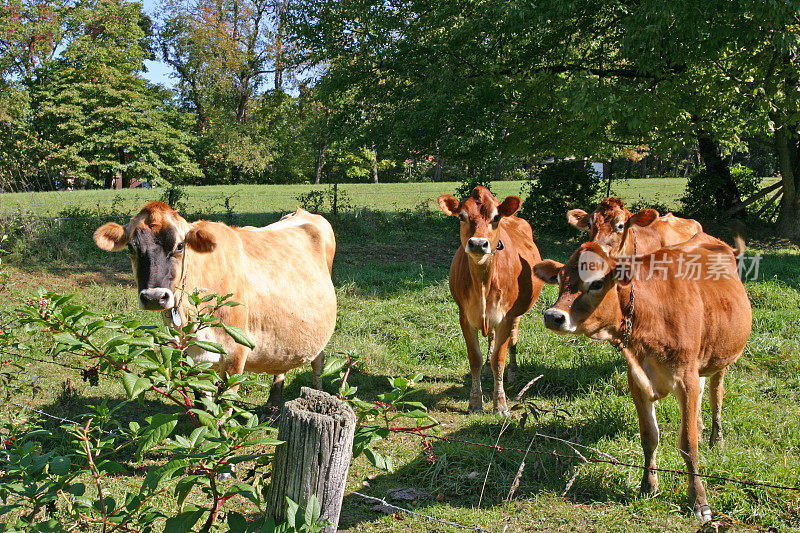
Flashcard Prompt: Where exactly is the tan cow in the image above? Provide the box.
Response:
[438,187,543,415]
[93,201,337,406]
[533,229,751,521]
[567,197,703,256]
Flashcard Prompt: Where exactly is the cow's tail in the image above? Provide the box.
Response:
[730,220,746,258]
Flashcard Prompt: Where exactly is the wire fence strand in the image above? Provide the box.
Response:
[346,490,496,533]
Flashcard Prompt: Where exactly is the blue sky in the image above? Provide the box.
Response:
[141,0,174,87]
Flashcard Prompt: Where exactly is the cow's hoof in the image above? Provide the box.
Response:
[709,429,724,450]
[694,504,712,522]
[467,404,484,414]
[639,477,658,496]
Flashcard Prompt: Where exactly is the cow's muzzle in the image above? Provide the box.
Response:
[139,288,175,311]
[543,308,574,332]
[466,237,491,255]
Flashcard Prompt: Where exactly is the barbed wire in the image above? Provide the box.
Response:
[365,426,800,493]
[346,490,496,533]
[2,400,118,436]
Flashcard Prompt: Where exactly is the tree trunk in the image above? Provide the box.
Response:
[314,141,326,185]
[493,150,503,181]
[371,142,379,183]
[696,133,741,214]
[265,388,356,533]
[433,141,443,182]
[120,149,131,189]
[774,125,800,239]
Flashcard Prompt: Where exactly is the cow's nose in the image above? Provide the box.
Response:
[543,308,568,330]
[466,238,491,254]
[139,288,175,311]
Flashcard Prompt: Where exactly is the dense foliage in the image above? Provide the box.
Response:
[3,0,800,234]
[520,162,603,229]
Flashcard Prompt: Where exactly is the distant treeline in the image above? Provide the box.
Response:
[0,1,798,234]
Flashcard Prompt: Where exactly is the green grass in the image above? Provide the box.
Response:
[0,179,692,218]
[1,180,799,532]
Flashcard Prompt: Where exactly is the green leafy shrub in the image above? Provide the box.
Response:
[455,174,492,199]
[1,290,435,529]
[295,185,352,216]
[519,162,603,229]
[680,164,761,219]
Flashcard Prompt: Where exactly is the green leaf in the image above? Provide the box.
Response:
[164,508,205,533]
[364,448,393,472]
[222,324,255,349]
[192,340,227,354]
[49,455,70,476]
[285,497,299,528]
[305,494,321,529]
[227,511,248,532]
[122,372,151,400]
[137,413,179,461]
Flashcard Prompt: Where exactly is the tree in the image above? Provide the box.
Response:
[31,0,201,188]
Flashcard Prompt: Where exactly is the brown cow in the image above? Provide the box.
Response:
[567,198,702,256]
[533,229,751,521]
[93,202,337,406]
[438,187,543,415]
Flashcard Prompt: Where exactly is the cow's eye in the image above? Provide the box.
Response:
[127,243,136,254]
[458,213,467,222]
[174,242,185,253]
[492,214,501,224]
[615,222,625,232]
[588,280,604,291]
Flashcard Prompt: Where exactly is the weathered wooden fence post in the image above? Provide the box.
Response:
[265,387,356,532]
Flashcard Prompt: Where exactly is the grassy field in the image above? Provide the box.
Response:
[0,178,693,218]
[1,180,799,532]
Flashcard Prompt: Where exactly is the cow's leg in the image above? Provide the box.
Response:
[482,330,494,380]
[267,374,285,407]
[709,369,726,449]
[506,316,522,383]
[490,322,512,416]
[628,367,659,495]
[697,376,706,435]
[460,312,483,413]
[311,351,325,390]
[676,372,711,522]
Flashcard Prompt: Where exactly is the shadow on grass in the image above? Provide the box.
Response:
[5,206,587,299]
[337,413,638,530]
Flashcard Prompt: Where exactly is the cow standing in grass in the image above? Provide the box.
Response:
[438,187,543,415]
[567,198,702,256]
[93,201,337,407]
[534,229,751,521]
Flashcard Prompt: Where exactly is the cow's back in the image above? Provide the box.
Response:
[629,241,751,374]
[620,213,702,256]
[189,211,337,375]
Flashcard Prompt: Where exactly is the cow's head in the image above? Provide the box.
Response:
[567,198,658,255]
[534,242,629,339]
[93,201,216,311]
[438,186,521,265]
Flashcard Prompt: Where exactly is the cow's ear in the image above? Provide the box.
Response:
[567,209,590,230]
[94,222,128,251]
[498,196,521,217]
[628,208,659,228]
[534,260,563,285]
[438,195,460,216]
[186,225,216,253]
